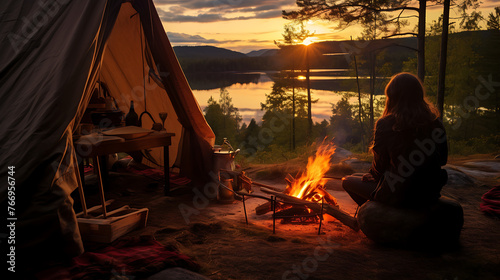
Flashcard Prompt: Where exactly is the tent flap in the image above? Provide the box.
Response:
[0,0,214,265]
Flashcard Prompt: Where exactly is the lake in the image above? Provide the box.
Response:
[188,70,382,125]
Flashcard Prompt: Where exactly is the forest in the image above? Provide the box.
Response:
[185,5,500,162]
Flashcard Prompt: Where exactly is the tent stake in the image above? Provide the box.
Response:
[242,194,248,225]
[318,197,324,235]
[272,196,276,234]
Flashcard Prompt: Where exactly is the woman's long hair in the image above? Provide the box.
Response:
[382,72,439,130]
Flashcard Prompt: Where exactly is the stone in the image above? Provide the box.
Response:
[147,267,211,280]
[357,196,464,248]
[444,166,476,186]
[331,147,353,163]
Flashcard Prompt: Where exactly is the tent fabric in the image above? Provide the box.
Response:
[99,3,184,167]
[0,0,215,267]
[131,0,215,177]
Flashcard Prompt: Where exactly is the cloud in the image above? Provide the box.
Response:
[168,5,186,14]
[481,0,500,9]
[154,0,291,22]
[167,32,221,44]
[167,32,242,44]
[158,9,282,22]
[238,107,262,112]
[254,10,283,19]
[157,9,223,22]
[155,0,290,11]
[246,38,274,43]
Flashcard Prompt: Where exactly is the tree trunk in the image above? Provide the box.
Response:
[417,0,426,82]
[369,8,376,134]
[306,47,312,139]
[353,54,365,151]
[437,0,451,119]
[292,74,296,150]
[369,52,375,131]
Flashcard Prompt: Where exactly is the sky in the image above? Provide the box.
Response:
[154,0,500,53]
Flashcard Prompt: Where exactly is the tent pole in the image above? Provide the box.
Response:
[76,161,88,217]
[93,157,108,218]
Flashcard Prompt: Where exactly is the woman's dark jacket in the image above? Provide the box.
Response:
[369,115,448,208]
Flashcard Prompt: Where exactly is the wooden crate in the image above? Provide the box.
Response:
[77,205,149,243]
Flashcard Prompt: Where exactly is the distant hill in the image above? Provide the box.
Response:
[246,49,279,57]
[173,45,279,73]
[173,46,247,60]
[172,30,498,74]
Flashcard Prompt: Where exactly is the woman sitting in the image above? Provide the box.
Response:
[343,72,448,209]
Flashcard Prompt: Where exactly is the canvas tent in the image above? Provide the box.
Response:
[0,0,215,265]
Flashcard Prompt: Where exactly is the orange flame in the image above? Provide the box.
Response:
[287,144,336,202]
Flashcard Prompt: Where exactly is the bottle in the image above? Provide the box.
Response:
[125,100,139,126]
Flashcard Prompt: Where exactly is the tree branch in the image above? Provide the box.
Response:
[371,42,418,53]
[334,4,419,13]
[283,2,420,21]
[382,32,418,38]
[387,15,418,21]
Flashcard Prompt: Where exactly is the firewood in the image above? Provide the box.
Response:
[274,205,314,218]
[284,177,295,194]
[255,201,285,215]
[255,201,272,215]
[239,175,252,184]
[316,188,338,206]
[235,191,273,201]
[323,175,344,180]
[260,187,359,231]
[219,169,253,192]
[238,173,253,192]
[302,191,318,201]
[251,181,284,192]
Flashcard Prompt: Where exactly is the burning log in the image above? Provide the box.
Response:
[260,187,359,231]
[315,188,338,206]
[283,173,337,206]
[285,174,296,183]
[255,201,286,216]
[255,201,273,215]
[252,179,338,214]
[284,174,296,193]
[252,144,356,230]
[252,181,295,215]
[275,206,320,224]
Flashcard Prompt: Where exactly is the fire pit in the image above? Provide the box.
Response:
[214,143,358,233]
[252,144,358,232]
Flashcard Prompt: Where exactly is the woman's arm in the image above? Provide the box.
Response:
[369,119,391,181]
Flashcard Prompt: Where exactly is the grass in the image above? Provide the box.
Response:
[448,135,500,156]
[234,137,498,180]
[236,143,372,180]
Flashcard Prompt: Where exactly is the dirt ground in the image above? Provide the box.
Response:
[76,156,500,280]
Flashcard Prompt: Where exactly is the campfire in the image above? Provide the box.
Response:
[286,144,338,205]
[253,144,358,231]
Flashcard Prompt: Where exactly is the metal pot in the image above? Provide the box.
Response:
[218,178,234,203]
[212,149,239,175]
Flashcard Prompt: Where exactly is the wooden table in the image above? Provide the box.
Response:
[75,132,174,217]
